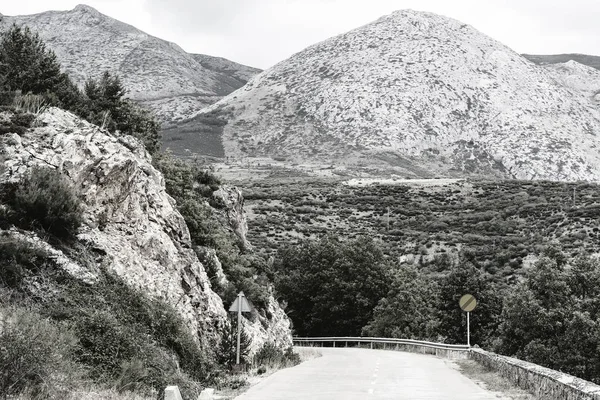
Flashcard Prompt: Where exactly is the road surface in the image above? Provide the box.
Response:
[234,347,504,400]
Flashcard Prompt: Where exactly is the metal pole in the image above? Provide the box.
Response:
[467,311,471,347]
[236,292,242,365]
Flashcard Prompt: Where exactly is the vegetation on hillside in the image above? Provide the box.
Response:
[153,153,275,311]
[244,179,600,281]
[260,178,600,383]
[0,23,160,155]
[0,23,302,399]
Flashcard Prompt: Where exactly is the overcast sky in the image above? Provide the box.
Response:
[3,0,599,69]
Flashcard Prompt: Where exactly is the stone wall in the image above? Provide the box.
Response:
[470,348,600,400]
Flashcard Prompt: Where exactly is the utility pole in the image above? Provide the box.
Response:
[386,206,390,231]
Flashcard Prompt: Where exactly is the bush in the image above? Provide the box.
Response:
[0,305,78,399]
[253,343,300,370]
[0,235,51,288]
[6,167,83,238]
[217,317,252,368]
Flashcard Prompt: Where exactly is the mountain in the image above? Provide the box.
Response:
[187,10,600,181]
[0,5,261,124]
[524,54,600,70]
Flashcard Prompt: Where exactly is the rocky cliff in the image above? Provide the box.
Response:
[0,107,291,352]
[195,10,600,182]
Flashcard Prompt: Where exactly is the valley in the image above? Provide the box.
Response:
[241,177,600,283]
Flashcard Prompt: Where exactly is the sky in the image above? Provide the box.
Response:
[2,0,599,69]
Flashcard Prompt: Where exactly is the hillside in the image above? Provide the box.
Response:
[0,105,291,397]
[0,5,261,124]
[243,178,600,282]
[524,53,600,70]
[188,10,600,181]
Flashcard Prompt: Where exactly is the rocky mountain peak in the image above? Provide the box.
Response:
[73,4,101,14]
[197,10,600,181]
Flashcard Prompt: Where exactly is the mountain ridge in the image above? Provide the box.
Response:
[190,10,600,181]
[0,5,261,124]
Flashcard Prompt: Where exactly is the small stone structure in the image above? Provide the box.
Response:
[470,348,600,400]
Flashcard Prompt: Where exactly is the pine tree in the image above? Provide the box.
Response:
[0,24,63,94]
[81,71,161,154]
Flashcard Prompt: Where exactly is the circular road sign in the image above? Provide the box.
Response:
[459,294,477,312]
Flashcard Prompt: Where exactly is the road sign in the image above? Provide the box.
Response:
[229,291,251,365]
[459,294,477,312]
[229,292,252,313]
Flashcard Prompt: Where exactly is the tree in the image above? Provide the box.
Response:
[362,265,439,339]
[0,24,64,94]
[274,235,391,336]
[496,254,600,383]
[435,253,502,346]
[81,71,161,154]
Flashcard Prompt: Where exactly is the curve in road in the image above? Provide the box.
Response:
[235,347,508,400]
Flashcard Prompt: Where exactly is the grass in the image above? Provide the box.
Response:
[456,359,535,399]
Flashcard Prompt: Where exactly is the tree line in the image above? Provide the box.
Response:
[274,235,600,384]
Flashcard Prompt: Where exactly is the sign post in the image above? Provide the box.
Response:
[229,291,251,365]
[459,294,477,347]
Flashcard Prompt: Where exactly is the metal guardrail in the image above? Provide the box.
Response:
[293,336,470,351]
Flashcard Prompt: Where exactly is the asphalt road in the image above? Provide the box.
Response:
[234,347,504,400]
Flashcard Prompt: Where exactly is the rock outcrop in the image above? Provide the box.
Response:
[0,107,292,353]
[212,186,252,251]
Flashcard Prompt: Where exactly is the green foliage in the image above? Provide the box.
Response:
[0,24,64,95]
[495,254,600,383]
[362,264,439,339]
[46,271,214,387]
[252,343,300,370]
[243,179,600,281]
[3,167,83,238]
[275,235,391,336]
[217,317,252,367]
[1,240,214,398]
[155,154,272,310]
[0,305,78,399]
[0,25,159,155]
[435,254,503,346]
[0,109,35,135]
[0,235,51,288]
[79,71,161,154]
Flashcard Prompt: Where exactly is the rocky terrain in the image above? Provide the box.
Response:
[0,5,261,124]
[190,10,600,182]
[0,107,291,353]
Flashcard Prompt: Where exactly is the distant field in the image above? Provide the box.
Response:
[242,178,600,281]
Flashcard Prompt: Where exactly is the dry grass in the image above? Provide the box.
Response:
[13,386,156,400]
[295,346,323,363]
[456,359,537,399]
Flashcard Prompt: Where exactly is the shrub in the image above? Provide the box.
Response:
[0,235,51,288]
[0,305,78,399]
[217,317,252,368]
[253,343,300,370]
[7,167,83,238]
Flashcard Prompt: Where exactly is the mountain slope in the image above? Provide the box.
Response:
[0,5,260,123]
[193,10,600,181]
[524,54,600,70]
